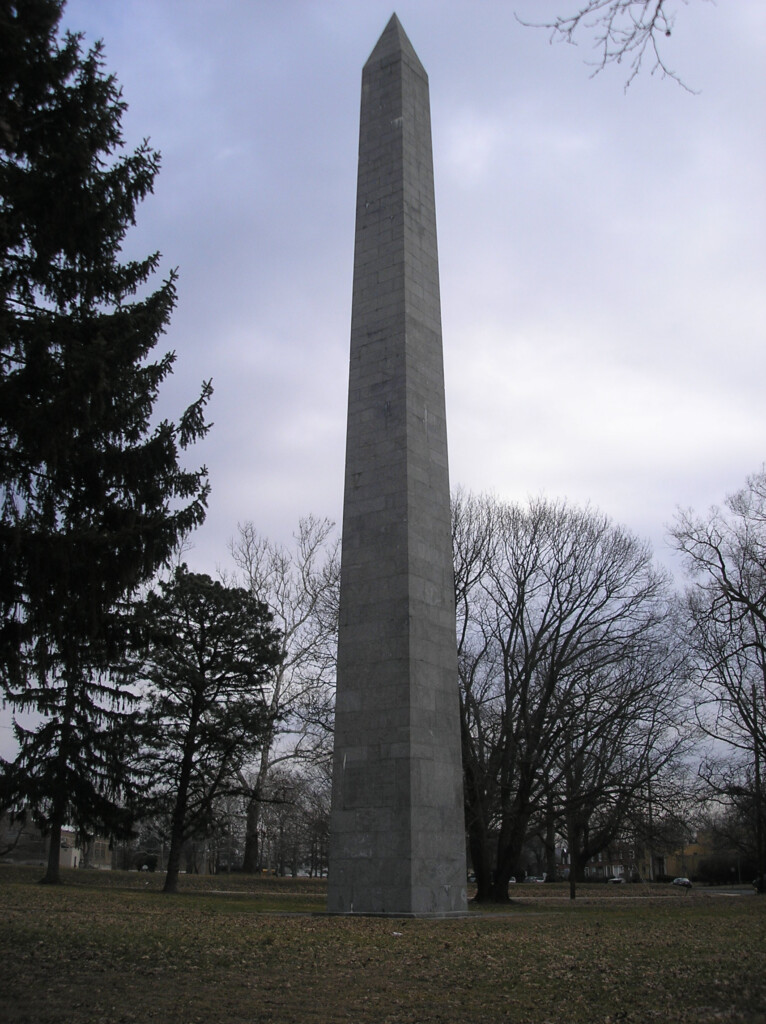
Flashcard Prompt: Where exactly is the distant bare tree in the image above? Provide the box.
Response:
[671,469,766,890]
[697,765,762,882]
[672,470,766,633]
[550,629,693,897]
[229,516,339,873]
[254,764,331,877]
[518,0,706,89]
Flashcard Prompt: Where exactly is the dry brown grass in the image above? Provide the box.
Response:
[1,865,763,1023]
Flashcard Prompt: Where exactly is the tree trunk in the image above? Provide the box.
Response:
[568,839,589,901]
[565,809,583,900]
[241,793,261,874]
[163,721,197,894]
[491,861,516,901]
[465,809,493,900]
[492,848,519,900]
[41,680,76,885]
[545,787,557,881]
[276,822,287,876]
[753,681,765,894]
[163,830,184,894]
[242,735,274,873]
[492,807,529,901]
[41,814,63,885]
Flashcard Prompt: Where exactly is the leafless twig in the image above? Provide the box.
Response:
[516,0,704,91]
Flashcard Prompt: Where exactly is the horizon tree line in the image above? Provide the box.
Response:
[5,474,765,897]
[1,0,761,897]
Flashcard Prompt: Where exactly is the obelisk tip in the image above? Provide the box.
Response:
[364,13,426,76]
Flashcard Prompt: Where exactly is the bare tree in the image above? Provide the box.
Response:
[517,0,706,90]
[253,763,331,877]
[452,490,503,894]
[671,470,766,889]
[697,765,762,882]
[229,516,339,873]
[685,598,766,756]
[672,470,766,632]
[454,491,679,901]
[551,629,693,897]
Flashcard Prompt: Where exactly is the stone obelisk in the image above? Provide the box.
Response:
[327,14,467,917]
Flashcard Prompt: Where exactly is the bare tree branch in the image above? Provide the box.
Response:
[516,0,707,91]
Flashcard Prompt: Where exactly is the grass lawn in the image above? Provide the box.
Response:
[1,865,763,1023]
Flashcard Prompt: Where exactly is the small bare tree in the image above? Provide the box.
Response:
[229,516,339,873]
[253,763,331,877]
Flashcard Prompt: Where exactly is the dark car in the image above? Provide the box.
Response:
[671,877,692,888]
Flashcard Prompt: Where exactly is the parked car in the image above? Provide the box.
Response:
[607,877,626,884]
[671,877,692,888]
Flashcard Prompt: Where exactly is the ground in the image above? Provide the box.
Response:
[1,866,763,1023]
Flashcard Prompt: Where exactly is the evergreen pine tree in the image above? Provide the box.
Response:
[136,567,281,894]
[0,0,212,882]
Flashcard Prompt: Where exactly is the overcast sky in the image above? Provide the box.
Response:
[63,0,766,576]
